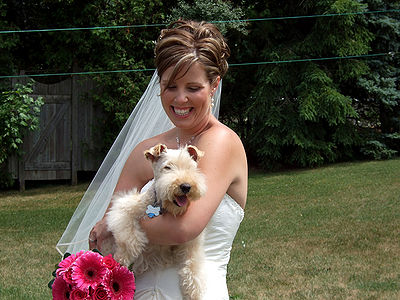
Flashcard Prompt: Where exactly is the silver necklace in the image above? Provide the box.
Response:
[176,135,196,148]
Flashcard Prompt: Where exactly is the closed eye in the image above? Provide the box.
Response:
[163,166,171,171]
[188,86,202,92]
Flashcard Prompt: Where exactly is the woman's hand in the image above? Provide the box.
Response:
[89,217,114,253]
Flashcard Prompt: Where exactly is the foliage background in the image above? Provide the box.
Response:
[0,82,43,187]
[1,0,399,172]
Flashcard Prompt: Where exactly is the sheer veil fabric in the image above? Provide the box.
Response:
[56,71,222,255]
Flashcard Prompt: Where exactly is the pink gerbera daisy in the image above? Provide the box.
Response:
[104,265,135,300]
[71,251,107,291]
[56,253,76,278]
[52,276,71,300]
[73,250,87,260]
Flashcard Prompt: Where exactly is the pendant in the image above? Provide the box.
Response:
[146,204,161,218]
[176,135,196,148]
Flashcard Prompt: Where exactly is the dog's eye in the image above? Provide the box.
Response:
[163,166,171,171]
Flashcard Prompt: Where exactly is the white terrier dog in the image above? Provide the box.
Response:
[106,143,207,300]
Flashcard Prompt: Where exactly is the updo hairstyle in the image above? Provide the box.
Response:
[154,20,230,89]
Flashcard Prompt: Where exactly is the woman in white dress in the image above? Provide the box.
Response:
[59,20,247,299]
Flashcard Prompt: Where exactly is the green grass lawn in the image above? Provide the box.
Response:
[1,159,399,299]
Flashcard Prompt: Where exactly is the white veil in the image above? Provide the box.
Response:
[56,70,222,255]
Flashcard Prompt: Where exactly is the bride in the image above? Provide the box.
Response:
[57,20,247,299]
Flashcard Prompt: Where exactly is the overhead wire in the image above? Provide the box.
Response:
[0,9,399,34]
[1,53,397,79]
[0,8,398,79]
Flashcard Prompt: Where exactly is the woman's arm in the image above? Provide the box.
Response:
[89,140,154,250]
[114,141,154,194]
[140,126,245,245]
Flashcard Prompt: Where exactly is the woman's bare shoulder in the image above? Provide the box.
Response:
[196,120,247,177]
[196,120,248,208]
[199,120,244,153]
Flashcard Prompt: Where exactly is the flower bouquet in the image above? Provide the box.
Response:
[49,250,135,300]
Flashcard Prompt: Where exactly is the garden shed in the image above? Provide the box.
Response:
[8,71,104,191]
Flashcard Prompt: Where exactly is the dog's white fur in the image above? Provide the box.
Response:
[105,144,207,300]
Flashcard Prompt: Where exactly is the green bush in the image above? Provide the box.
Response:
[0,81,43,187]
[360,133,400,160]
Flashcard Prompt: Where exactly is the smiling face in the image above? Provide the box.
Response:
[160,62,219,132]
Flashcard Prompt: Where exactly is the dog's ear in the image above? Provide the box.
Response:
[144,144,167,162]
[187,145,204,162]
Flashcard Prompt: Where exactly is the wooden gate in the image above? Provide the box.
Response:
[9,71,104,190]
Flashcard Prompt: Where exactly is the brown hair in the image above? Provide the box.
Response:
[154,20,230,89]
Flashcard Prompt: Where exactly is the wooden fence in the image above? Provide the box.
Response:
[8,71,104,190]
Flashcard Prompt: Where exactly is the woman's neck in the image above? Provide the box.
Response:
[176,114,214,145]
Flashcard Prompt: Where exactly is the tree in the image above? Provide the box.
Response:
[223,0,375,168]
[355,0,400,159]
[168,0,247,35]
[0,0,19,88]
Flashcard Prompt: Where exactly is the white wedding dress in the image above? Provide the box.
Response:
[134,181,244,300]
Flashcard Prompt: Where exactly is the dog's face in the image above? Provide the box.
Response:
[145,144,207,216]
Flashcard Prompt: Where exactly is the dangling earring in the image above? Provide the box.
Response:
[210,95,215,108]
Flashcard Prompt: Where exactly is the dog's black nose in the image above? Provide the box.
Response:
[180,183,191,194]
